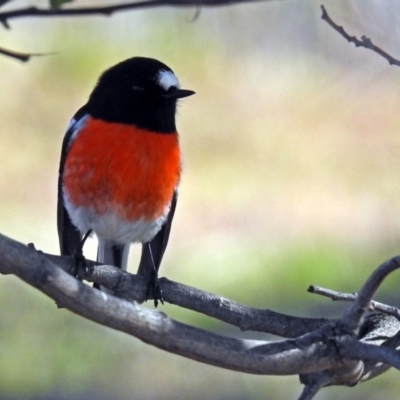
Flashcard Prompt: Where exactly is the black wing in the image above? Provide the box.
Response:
[137,191,178,280]
[57,105,88,255]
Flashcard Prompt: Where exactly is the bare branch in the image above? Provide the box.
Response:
[299,363,362,400]
[342,257,400,329]
[0,0,267,27]
[0,45,30,61]
[299,314,400,397]
[308,285,400,319]
[159,278,329,337]
[0,0,270,61]
[0,46,53,62]
[0,232,345,376]
[0,0,14,8]
[25,245,330,338]
[345,341,400,370]
[320,5,400,67]
[298,379,328,400]
[2,231,400,391]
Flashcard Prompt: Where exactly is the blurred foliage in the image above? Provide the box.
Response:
[2,0,400,399]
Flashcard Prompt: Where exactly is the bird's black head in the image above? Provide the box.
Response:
[86,57,195,133]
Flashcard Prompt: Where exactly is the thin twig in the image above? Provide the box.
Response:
[0,45,30,61]
[308,285,400,319]
[0,46,53,62]
[0,0,266,25]
[321,5,400,67]
[0,0,267,61]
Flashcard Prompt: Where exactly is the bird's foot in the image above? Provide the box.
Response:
[146,272,164,308]
[69,230,92,280]
[70,247,87,280]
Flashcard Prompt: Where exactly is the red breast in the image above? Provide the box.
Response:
[63,117,180,222]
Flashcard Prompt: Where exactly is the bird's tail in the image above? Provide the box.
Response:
[97,238,130,292]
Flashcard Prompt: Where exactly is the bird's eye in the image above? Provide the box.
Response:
[166,86,178,93]
[132,85,144,92]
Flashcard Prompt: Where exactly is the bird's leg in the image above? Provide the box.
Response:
[146,242,164,307]
[70,229,92,280]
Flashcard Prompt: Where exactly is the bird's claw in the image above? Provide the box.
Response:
[70,248,87,280]
[146,273,164,307]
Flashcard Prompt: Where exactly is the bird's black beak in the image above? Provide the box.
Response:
[159,88,195,100]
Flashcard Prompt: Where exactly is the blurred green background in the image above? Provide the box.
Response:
[1,0,400,398]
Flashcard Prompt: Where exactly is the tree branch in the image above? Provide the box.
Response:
[0,0,267,26]
[321,4,400,67]
[2,231,400,398]
[38,250,330,338]
[0,46,52,61]
[0,45,31,61]
[0,233,344,376]
[0,0,13,8]
[342,257,400,329]
[309,285,400,319]
[0,0,270,61]
[359,314,400,382]
[299,313,400,398]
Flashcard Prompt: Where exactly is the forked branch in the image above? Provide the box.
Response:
[1,231,400,400]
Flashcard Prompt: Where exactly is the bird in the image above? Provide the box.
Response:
[57,57,194,305]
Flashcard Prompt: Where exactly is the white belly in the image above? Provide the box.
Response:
[64,195,168,244]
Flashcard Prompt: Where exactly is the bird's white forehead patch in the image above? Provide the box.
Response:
[157,69,179,91]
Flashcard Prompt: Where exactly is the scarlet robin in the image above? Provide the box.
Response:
[57,57,194,305]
